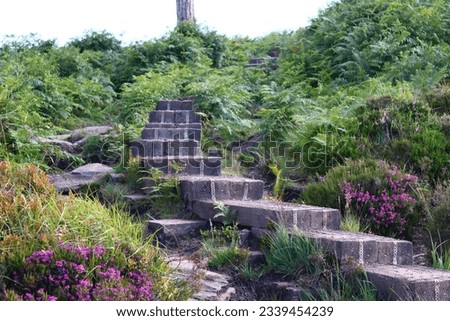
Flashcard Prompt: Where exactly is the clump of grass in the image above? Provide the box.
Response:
[301,264,377,301]
[341,211,367,232]
[207,245,249,270]
[99,182,128,205]
[238,262,266,282]
[430,234,450,270]
[264,226,324,276]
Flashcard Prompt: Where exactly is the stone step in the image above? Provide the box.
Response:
[147,219,208,239]
[179,176,264,203]
[145,123,202,129]
[365,264,450,300]
[156,100,194,111]
[140,156,221,176]
[302,230,413,265]
[130,139,200,158]
[149,110,201,124]
[141,127,201,141]
[191,199,340,230]
[251,228,412,266]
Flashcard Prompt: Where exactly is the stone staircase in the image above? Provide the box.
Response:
[133,99,450,301]
[130,99,221,176]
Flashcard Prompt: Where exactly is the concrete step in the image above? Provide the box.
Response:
[149,110,201,124]
[250,228,412,266]
[302,230,413,265]
[365,264,450,300]
[156,100,194,111]
[179,176,264,203]
[144,123,202,130]
[130,139,200,158]
[141,127,201,141]
[191,199,341,230]
[140,156,221,176]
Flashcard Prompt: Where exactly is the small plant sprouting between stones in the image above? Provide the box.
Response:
[140,167,182,217]
[213,202,237,226]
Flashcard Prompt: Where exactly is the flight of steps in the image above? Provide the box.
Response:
[133,99,450,301]
[130,99,221,176]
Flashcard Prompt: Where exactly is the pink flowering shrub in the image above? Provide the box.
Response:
[340,166,418,237]
[1,243,153,301]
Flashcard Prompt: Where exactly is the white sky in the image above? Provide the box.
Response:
[0,0,333,45]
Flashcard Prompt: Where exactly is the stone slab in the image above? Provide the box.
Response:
[141,128,201,141]
[365,264,450,300]
[71,163,114,177]
[69,125,113,142]
[148,219,208,237]
[50,163,114,193]
[191,199,341,230]
[140,156,221,177]
[156,100,194,111]
[130,139,200,158]
[179,176,264,202]
[149,110,201,124]
[302,230,413,265]
[144,123,202,129]
[34,137,76,153]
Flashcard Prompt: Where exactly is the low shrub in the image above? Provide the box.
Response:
[3,243,153,301]
[302,159,419,238]
[426,183,450,235]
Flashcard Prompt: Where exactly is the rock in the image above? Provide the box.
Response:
[71,163,114,177]
[69,126,114,142]
[50,163,114,193]
[147,219,208,239]
[167,257,234,301]
[257,281,302,300]
[248,251,266,266]
[239,229,251,247]
[109,173,127,183]
[218,287,236,301]
[34,137,76,154]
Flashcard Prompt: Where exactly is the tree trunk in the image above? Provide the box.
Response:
[176,0,195,23]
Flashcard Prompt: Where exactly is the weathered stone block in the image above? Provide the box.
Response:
[147,219,208,238]
[180,100,194,110]
[213,180,231,200]
[309,209,325,230]
[168,101,183,110]
[365,264,450,301]
[377,240,413,265]
[145,122,202,129]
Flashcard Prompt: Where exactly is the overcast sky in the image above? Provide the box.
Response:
[0,0,333,45]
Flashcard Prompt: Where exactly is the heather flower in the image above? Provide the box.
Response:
[26,250,54,265]
[340,167,418,236]
[8,243,154,301]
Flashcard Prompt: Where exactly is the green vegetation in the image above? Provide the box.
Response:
[430,238,450,271]
[0,161,192,300]
[141,168,183,218]
[265,226,324,276]
[1,0,450,299]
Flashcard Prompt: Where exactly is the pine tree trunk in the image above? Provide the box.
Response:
[176,0,195,23]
